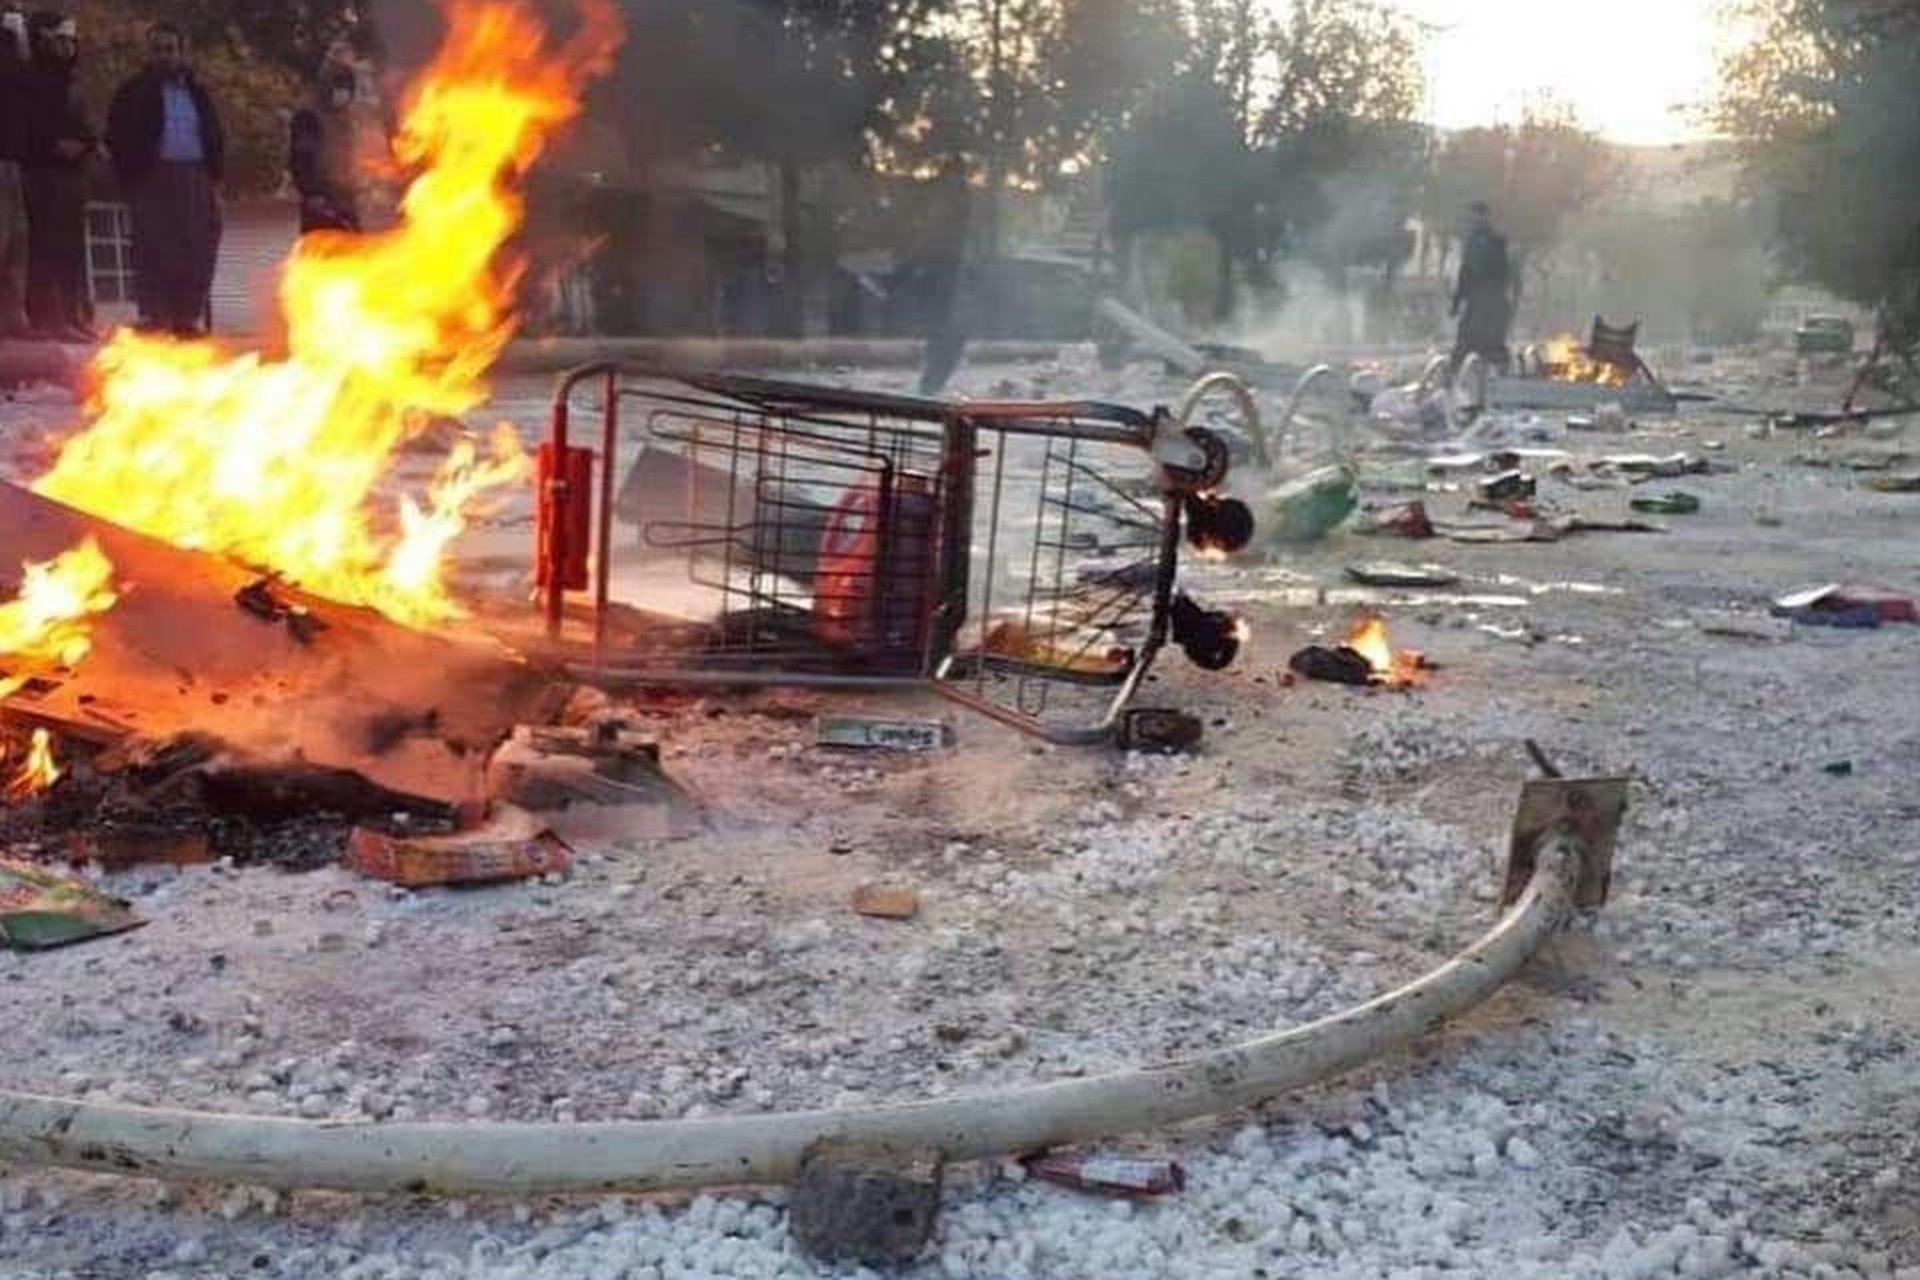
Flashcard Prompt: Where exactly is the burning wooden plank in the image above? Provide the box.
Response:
[0,480,558,805]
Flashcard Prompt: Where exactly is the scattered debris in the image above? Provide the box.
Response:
[816,716,952,752]
[1116,708,1205,754]
[1630,492,1702,516]
[0,858,145,951]
[345,805,572,889]
[1290,617,1426,689]
[487,724,683,812]
[1023,1151,1187,1199]
[1773,583,1919,628]
[1345,562,1461,589]
[1266,466,1359,543]
[1823,760,1855,777]
[789,1139,944,1268]
[65,827,213,871]
[1596,453,1712,481]
[234,577,328,645]
[1288,644,1376,687]
[1862,472,1920,493]
[1475,471,1536,504]
[851,884,922,920]
[1355,501,1436,539]
[1691,610,1794,642]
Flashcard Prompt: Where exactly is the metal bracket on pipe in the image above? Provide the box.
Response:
[1502,776,1629,910]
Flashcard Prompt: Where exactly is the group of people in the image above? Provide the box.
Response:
[0,9,370,344]
[0,10,225,340]
[0,4,99,341]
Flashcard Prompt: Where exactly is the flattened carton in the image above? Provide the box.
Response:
[345,806,572,889]
[0,859,146,951]
[815,716,952,753]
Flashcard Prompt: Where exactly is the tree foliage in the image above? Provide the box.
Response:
[1421,101,1621,274]
[1101,0,1425,317]
[1716,0,1920,314]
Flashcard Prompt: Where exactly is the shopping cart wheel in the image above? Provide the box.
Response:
[1163,428,1230,494]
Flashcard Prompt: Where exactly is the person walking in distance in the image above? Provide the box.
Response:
[23,11,97,342]
[0,4,34,338]
[1450,200,1517,375]
[107,22,225,336]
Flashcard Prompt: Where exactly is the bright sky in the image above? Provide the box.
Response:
[1385,0,1734,145]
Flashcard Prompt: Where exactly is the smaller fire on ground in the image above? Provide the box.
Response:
[1344,615,1428,688]
[1541,335,1630,388]
[1288,614,1428,689]
[4,728,62,803]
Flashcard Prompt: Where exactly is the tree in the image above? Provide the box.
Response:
[1421,101,1620,298]
[1717,0,1920,339]
[1103,0,1424,321]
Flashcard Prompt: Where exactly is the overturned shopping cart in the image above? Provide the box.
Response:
[536,367,1251,745]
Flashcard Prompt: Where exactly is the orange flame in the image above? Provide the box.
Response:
[1542,335,1630,388]
[5,728,62,802]
[31,1,621,629]
[0,539,119,699]
[1346,614,1425,688]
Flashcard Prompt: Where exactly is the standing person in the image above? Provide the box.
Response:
[106,22,225,337]
[1450,200,1516,375]
[0,4,33,338]
[288,63,364,234]
[22,11,95,342]
[914,160,972,398]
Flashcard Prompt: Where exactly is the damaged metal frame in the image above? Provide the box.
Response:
[538,364,1236,745]
[0,777,1626,1194]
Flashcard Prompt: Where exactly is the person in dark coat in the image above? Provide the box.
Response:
[914,160,972,398]
[0,4,33,337]
[1450,201,1516,374]
[288,63,364,235]
[106,22,225,337]
[22,11,96,342]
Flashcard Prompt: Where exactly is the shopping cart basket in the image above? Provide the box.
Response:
[536,366,1251,745]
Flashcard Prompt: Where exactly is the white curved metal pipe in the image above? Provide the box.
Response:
[0,842,1584,1196]
[1176,372,1267,467]
[1279,364,1347,469]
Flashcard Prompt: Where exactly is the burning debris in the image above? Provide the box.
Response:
[0,0,633,872]
[0,538,118,698]
[4,728,61,803]
[28,1,616,630]
[1289,615,1428,689]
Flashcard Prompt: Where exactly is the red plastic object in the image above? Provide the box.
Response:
[814,476,939,655]
[536,442,594,593]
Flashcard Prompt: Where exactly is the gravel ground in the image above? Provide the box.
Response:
[2,347,1919,1279]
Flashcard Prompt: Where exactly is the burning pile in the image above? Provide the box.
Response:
[0,0,623,808]
[1290,615,1427,689]
[0,539,118,700]
[32,0,617,629]
[0,541,118,800]
[1539,334,1630,388]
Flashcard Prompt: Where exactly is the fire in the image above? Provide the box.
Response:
[0,539,119,698]
[1541,334,1630,388]
[1345,614,1425,688]
[5,729,62,802]
[31,1,621,629]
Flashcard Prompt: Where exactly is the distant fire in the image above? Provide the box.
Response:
[1541,335,1630,388]
[0,538,119,698]
[29,0,622,629]
[1345,614,1426,688]
[5,729,62,802]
